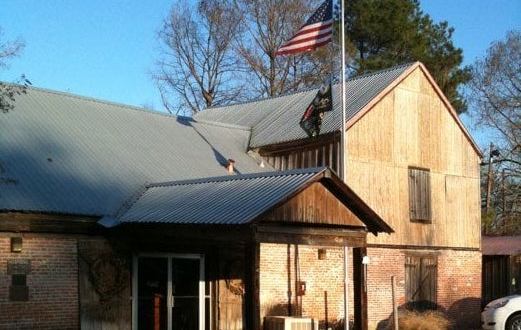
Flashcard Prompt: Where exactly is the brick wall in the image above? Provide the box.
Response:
[259,244,481,330]
[437,250,482,329]
[0,233,79,330]
[259,243,355,329]
[366,247,482,330]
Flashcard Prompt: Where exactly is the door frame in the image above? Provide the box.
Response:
[132,253,206,330]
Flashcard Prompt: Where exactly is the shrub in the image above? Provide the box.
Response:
[386,310,450,330]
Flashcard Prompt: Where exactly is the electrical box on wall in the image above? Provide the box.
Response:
[7,259,31,301]
[297,281,306,296]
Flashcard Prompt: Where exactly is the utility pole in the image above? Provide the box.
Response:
[486,143,500,214]
[502,169,507,216]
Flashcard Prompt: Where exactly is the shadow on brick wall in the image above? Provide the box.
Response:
[375,298,481,330]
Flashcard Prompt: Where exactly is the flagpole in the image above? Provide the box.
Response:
[340,1,349,330]
[340,0,347,182]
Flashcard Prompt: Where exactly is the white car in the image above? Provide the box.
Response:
[482,295,521,330]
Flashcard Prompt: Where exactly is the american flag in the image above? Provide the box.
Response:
[276,0,333,56]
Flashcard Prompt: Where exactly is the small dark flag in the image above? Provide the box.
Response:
[300,83,333,137]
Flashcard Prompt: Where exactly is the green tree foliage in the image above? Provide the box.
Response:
[344,0,470,113]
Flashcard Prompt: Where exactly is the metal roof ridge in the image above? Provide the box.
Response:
[201,62,417,113]
[146,167,328,188]
[193,118,252,131]
[13,83,186,121]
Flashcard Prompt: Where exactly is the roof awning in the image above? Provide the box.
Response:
[483,235,521,255]
[100,167,393,235]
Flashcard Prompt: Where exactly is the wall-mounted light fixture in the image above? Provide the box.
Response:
[11,237,23,253]
[318,248,327,260]
[362,255,369,292]
[362,255,370,265]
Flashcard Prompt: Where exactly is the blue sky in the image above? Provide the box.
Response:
[1,0,520,146]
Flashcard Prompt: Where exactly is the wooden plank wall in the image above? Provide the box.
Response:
[78,239,131,330]
[346,68,481,248]
[482,255,509,306]
[261,182,365,228]
[218,247,246,330]
[258,67,481,249]
[263,138,341,174]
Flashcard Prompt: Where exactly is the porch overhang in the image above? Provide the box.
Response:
[100,167,393,236]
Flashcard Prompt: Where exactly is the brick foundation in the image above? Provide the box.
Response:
[0,234,482,330]
[259,243,355,329]
[259,244,481,330]
[0,233,79,330]
[366,247,482,330]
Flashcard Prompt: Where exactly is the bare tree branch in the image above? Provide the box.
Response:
[234,0,332,98]
[471,30,521,235]
[155,0,244,116]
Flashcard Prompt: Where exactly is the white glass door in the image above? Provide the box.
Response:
[135,254,205,330]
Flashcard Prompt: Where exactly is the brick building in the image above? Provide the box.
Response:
[195,62,483,329]
[0,62,481,329]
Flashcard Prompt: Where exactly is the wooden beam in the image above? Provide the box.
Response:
[257,132,338,155]
[114,223,252,246]
[367,243,480,252]
[0,212,100,234]
[245,240,261,330]
[254,225,367,247]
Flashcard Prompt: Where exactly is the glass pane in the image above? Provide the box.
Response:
[172,297,199,330]
[172,258,200,296]
[138,257,168,330]
[205,297,211,330]
[172,258,200,330]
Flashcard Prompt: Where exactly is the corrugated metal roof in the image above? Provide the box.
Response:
[483,236,521,256]
[194,63,415,147]
[115,167,326,225]
[0,62,415,219]
[0,87,268,216]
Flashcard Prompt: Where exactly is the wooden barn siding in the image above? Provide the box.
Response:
[78,239,131,330]
[482,255,510,306]
[261,182,365,228]
[259,68,481,249]
[264,137,341,174]
[482,254,521,306]
[217,247,246,330]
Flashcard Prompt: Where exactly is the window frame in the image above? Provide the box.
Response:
[408,166,433,222]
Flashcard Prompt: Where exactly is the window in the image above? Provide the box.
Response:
[9,274,29,301]
[408,167,432,221]
[405,255,437,309]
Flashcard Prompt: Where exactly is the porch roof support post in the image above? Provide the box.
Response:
[245,240,260,330]
[344,246,350,330]
[353,247,368,330]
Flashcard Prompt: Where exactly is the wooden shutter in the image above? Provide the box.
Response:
[408,167,432,221]
[405,255,438,309]
[405,255,421,302]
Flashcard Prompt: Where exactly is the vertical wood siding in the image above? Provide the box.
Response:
[405,255,437,307]
[258,67,481,249]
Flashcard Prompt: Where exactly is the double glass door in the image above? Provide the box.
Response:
[135,255,206,330]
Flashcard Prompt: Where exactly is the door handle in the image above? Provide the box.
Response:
[169,295,175,308]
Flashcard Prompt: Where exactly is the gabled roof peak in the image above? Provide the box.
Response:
[203,62,418,112]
